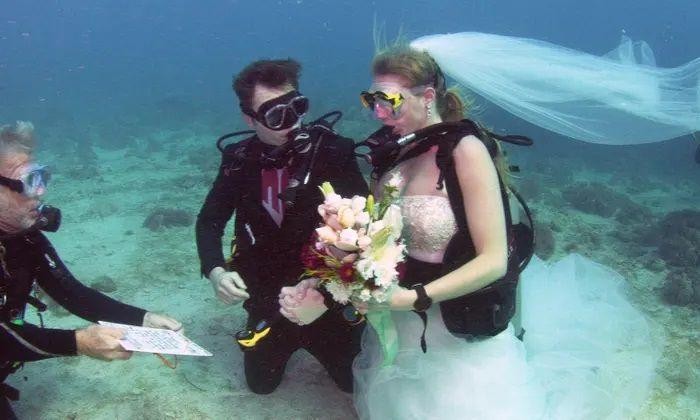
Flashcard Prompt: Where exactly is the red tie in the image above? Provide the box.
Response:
[261,168,288,227]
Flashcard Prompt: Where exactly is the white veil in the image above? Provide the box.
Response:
[410,32,700,145]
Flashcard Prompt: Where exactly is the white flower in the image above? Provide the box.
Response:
[355,211,370,227]
[355,258,375,279]
[358,288,372,302]
[382,204,403,235]
[351,196,367,213]
[338,206,356,228]
[367,220,386,237]
[373,263,397,288]
[324,193,342,210]
[336,228,359,251]
[371,288,388,303]
[357,234,372,250]
[325,282,351,304]
[316,225,338,244]
[387,172,403,189]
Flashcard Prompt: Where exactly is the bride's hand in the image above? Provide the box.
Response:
[352,286,417,313]
[389,286,418,311]
[278,278,327,325]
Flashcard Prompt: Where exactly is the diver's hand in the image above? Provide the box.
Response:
[209,267,249,305]
[142,312,183,334]
[75,325,132,361]
[279,278,327,325]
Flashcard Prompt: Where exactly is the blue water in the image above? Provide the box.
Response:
[2,0,699,174]
[2,0,699,121]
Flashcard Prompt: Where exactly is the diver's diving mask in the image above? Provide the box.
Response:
[0,164,51,198]
[243,90,309,131]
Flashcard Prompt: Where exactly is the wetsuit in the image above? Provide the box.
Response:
[196,132,368,393]
[0,230,146,419]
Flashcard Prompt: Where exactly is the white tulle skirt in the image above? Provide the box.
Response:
[353,254,662,420]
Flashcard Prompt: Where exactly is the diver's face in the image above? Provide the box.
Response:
[369,74,432,136]
[0,153,42,233]
[246,84,297,146]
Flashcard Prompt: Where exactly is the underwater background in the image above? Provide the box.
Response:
[2,1,699,418]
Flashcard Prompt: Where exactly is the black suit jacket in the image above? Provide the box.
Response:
[196,132,368,318]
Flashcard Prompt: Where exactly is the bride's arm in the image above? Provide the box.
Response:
[391,135,508,310]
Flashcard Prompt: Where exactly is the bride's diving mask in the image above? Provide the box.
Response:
[360,85,429,120]
[242,90,309,131]
[360,90,405,119]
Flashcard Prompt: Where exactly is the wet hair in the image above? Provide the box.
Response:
[0,121,34,158]
[372,47,465,122]
[233,59,302,113]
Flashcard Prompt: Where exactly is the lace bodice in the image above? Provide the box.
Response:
[399,195,458,263]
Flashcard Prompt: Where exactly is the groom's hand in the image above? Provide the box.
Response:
[279,278,327,325]
[209,267,249,305]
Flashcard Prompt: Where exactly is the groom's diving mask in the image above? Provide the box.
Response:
[242,90,309,131]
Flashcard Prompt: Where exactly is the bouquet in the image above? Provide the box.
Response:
[302,176,405,365]
[303,177,405,306]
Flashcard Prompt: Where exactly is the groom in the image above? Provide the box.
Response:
[195,58,368,394]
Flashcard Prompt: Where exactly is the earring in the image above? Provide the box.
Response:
[426,104,433,119]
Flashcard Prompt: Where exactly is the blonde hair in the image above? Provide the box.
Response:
[0,121,35,157]
[372,46,467,122]
[372,47,510,183]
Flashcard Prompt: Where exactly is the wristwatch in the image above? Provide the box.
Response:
[318,285,364,324]
[411,284,432,312]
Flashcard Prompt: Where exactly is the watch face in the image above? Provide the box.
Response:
[412,284,432,312]
[414,296,432,312]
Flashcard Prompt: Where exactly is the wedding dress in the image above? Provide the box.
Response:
[353,194,661,420]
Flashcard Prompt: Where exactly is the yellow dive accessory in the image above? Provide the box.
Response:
[235,316,276,350]
[360,90,405,117]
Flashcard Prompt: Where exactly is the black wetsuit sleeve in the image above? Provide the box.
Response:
[0,235,146,362]
[331,137,369,198]
[0,321,77,361]
[34,236,146,325]
[196,150,240,277]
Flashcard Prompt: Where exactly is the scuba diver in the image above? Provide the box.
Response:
[0,121,181,419]
[195,59,368,394]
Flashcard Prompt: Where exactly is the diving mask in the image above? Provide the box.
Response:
[360,85,428,120]
[243,90,309,131]
[0,164,51,198]
[360,90,405,118]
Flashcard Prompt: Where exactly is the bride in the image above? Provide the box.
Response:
[280,41,662,419]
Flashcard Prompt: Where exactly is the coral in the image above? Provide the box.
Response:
[661,268,700,306]
[562,182,650,221]
[633,209,700,307]
[143,208,193,231]
[648,210,700,268]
